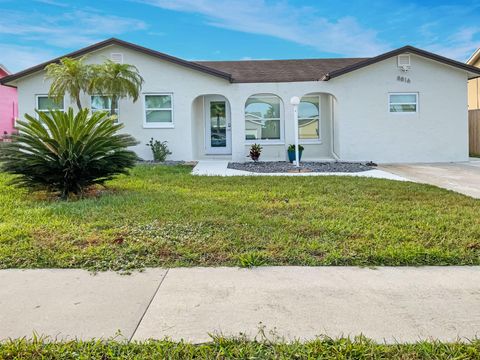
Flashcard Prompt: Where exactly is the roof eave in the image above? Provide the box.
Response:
[325,45,480,80]
[0,38,232,86]
[467,48,480,65]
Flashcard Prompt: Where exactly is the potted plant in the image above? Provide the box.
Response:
[249,143,262,162]
[287,144,304,163]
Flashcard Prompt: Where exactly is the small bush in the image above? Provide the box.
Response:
[0,108,138,199]
[287,144,304,152]
[147,138,172,162]
[249,143,262,162]
[238,252,267,268]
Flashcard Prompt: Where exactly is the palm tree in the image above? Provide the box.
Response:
[45,56,91,110]
[90,60,144,116]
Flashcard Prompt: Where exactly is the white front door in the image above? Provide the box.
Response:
[204,96,231,155]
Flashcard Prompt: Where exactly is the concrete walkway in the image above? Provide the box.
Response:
[192,160,408,180]
[1,267,479,343]
[380,160,480,198]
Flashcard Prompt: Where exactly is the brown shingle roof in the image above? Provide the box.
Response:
[195,58,368,83]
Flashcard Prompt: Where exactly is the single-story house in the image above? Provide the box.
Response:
[2,38,480,163]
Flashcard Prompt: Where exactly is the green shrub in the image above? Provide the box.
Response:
[0,108,138,199]
[147,138,172,162]
[288,144,304,152]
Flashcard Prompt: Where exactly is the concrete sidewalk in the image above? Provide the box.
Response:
[192,160,408,180]
[1,267,479,343]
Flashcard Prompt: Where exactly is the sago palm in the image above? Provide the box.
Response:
[90,60,144,116]
[0,108,138,199]
[45,56,91,110]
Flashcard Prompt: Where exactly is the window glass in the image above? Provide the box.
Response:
[91,96,117,113]
[245,95,282,141]
[37,96,63,111]
[146,110,172,123]
[389,93,417,113]
[144,94,173,125]
[390,94,416,104]
[145,95,171,109]
[299,96,320,140]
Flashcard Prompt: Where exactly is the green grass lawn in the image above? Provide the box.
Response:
[0,165,479,271]
[1,337,479,359]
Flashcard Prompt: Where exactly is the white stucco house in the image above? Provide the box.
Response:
[2,38,480,163]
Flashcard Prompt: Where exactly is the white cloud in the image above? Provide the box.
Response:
[421,27,480,61]
[34,0,69,7]
[0,9,147,48]
[138,0,388,56]
[0,43,55,72]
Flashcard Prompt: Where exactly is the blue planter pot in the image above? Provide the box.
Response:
[288,150,303,163]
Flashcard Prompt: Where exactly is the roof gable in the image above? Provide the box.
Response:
[0,38,232,85]
[323,45,480,80]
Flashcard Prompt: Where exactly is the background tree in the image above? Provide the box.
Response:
[90,60,144,117]
[0,109,138,199]
[45,56,91,110]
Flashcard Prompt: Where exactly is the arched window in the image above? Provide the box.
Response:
[245,94,283,142]
[299,95,320,141]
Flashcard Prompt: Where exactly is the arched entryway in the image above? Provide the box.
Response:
[296,92,337,160]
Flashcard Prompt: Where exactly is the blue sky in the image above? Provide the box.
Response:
[1,0,480,72]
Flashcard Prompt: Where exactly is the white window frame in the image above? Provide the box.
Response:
[143,93,174,129]
[90,95,120,122]
[299,95,321,144]
[245,94,284,145]
[388,92,418,114]
[35,94,64,118]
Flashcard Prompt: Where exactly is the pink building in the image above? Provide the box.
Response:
[0,65,17,137]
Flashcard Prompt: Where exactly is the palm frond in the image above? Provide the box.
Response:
[0,108,139,199]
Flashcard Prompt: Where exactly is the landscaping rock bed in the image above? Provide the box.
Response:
[228,161,374,173]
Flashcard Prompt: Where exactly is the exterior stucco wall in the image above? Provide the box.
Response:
[332,54,468,163]
[14,45,469,163]
[0,69,17,135]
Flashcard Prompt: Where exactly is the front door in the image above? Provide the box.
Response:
[205,96,231,154]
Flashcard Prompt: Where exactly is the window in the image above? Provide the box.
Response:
[36,95,64,116]
[143,94,173,127]
[245,95,282,141]
[389,93,418,113]
[91,95,118,121]
[299,96,320,141]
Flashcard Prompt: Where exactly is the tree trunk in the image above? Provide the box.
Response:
[110,96,117,117]
[76,96,82,111]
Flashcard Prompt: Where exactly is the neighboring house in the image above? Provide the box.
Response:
[0,64,17,137]
[2,38,480,163]
[467,48,480,110]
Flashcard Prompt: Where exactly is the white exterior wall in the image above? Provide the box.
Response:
[332,54,469,163]
[14,45,469,163]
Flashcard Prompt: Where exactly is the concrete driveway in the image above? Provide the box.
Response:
[380,159,480,198]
